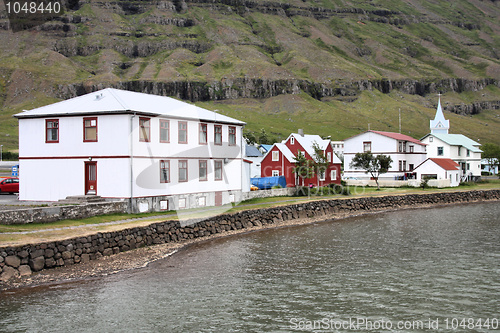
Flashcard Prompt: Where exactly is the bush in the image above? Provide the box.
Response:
[272,185,282,189]
[0,151,19,161]
[293,184,350,197]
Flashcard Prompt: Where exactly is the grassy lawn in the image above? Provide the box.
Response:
[0,179,498,246]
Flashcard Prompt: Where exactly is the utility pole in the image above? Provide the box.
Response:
[0,145,3,162]
[399,108,401,133]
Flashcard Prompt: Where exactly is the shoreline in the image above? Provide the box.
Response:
[2,199,499,293]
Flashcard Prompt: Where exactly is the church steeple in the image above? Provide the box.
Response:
[430,94,450,134]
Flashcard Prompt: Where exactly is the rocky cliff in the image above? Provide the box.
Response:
[0,0,499,147]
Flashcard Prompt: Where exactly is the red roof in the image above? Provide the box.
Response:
[429,158,460,170]
[370,131,424,146]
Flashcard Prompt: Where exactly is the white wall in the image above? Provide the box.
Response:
[344,132,426,178]
[414,160,460,187]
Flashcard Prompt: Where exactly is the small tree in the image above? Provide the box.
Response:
[482,143,500,177]
[312,142,329,186]
[420,176,430,190]
[293,151,315,186]
[349,152,392,190]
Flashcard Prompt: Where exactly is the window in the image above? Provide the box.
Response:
[437,147,444,156]
[399,160,403,171]
[272,151,279,161]
[199,123,208,144]
[457,147,461,156]
[331,169,337,181]
[46,119,59,143]
[466,149,470,157]
[363,141,371,153]
[179,160,188,182]
[409,145,414,153]
[83,117,97,142]
[319,168,326,181]
[290,137,295,145]
[178,198,186,209]
[199,160,207,181]
[160,160,170,183]
[160,120,170,143]
[409,164,414,171]
[429,137,433,142]
[214,125,222,145]
[272,170,279,177]
[139,117,150,142]
[403,161,406,171]
[228,126,236,146]
[178,121,187,144]
[214,160,223,180]
[327,152,332,163]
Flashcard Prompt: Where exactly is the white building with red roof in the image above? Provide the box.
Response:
[343,130,427,180]
[412,158,461,187]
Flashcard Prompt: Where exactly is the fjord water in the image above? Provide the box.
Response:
[1,202,499,332]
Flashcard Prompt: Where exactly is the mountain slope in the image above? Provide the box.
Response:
[0,0,499,150]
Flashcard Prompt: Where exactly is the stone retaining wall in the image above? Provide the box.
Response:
[0,201,128,225]
[1,190,499,282]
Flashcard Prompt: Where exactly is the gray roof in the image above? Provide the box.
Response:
[421,133,482,153]
[245,145,263,157]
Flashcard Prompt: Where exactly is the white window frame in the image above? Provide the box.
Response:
[330,169,337,181]
[272,170,279,177]
[272,151,279,161]
[319,169,326,181]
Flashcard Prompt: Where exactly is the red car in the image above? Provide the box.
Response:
[0,177,19,194]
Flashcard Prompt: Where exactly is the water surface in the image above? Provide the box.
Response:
[1,202,499,332]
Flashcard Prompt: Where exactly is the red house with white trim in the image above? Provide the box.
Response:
[261,132,342,187]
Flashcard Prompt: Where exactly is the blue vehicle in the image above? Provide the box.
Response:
[250,176,287,190]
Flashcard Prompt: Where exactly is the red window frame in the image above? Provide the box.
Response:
[45,119,59,143]
[199,160,208,181]
[179,160,188,182]
[178,121,188,144]
[228,126,236,146]
[160,119,170,143]
[214,125,222,145]
[83,117,98,142]
[160,160,170,183]
[363,141,371,153]
[139,117,151,142]
[199,123,208,145]
[214,160,223,181]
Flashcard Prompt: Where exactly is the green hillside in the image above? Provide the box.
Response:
[0,0,499,151]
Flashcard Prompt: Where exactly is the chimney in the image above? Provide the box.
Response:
[298,129,304,137]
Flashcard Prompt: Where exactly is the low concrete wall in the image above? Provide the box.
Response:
[348,179,452,188]
[1,189,499,282]
[241,188,295,201]
[0,201,128,225]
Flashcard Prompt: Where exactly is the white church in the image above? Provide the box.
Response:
[420,96,482,182]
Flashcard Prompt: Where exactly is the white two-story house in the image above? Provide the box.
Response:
[343,130,427,180]
[420,97,482,181]
[15,88,246,212]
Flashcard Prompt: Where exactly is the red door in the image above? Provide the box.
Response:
[215,191,222,206]
[85,161,97,195]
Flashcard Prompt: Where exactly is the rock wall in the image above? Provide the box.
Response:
[56,77,500,103]
[1,190,499,282]
[0,201,128,225]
